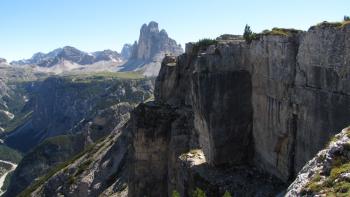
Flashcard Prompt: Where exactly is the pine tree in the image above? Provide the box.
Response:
[243,24,256,43]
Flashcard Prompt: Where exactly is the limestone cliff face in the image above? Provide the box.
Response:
[128,102,197,197]
[293,24,350,173]
[128,23,350,196]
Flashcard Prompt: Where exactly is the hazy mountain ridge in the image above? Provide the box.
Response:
[11,46,123,67]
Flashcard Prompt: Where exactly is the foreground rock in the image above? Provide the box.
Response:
[286,127,350,196]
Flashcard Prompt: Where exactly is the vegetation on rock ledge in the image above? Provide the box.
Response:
[243,24,257,43]
[302,129,350,197]
[194,38,218,48]
[261,28,301,36]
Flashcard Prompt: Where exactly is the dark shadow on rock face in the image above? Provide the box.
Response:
[179,162,286,197]
[192,71,253,166]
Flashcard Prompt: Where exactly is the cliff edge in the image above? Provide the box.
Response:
[129,22,350,196]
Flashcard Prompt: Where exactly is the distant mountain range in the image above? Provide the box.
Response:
[9,21,183,76]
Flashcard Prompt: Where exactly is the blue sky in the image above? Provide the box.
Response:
[1,0,349,61]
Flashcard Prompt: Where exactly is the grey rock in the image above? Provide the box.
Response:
[30,127,130,197]
[120,44,134,60]
[128,23,350,196]
[285,127,350,196]
[0,58,7,64]
[119,21,183,76]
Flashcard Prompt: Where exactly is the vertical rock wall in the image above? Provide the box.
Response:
[250,35,300,181]
[293,24,350,172]
[128,103,175,197]
[129,24,350,196]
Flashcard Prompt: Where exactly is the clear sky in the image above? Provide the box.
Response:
[1,0,349,61]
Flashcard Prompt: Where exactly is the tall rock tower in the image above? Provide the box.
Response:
[120,21,183,76]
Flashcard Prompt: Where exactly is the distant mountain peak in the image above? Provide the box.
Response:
[119,21,183,76]
[135,21,182,61]
[141,21,159,33]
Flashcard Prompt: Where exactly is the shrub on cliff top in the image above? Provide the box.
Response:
[261,28,301,36]
[195,38,218,48]
[192,188,207,197]
[223,191,232,197]
[172,190,180,197]
[243,24,257,43]
[314,19,350,29]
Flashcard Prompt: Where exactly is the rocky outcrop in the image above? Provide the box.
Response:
[128,102,197,197]
[120,44,134,60]
[128,23,350,196]
[286,127,350,196]
[119,21,183,76]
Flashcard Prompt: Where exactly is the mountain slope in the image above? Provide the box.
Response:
[5,72,153,152]
[5,102,132,197]
[0,62,47,134]
[24,125,130,197]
